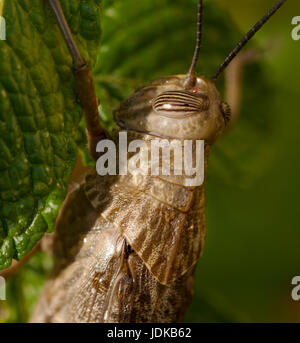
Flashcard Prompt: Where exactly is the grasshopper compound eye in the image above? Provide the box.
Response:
[152,90,210,118]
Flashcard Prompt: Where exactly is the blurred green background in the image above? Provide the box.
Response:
[189,0,300,322]
[1,0,300,322]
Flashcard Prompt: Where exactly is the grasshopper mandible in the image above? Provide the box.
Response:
[31,0,286,323]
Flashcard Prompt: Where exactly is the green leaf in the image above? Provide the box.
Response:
[95,0,278,188]
[0,0,101,269]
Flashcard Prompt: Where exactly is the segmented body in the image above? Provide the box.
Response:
[31,131,211,323]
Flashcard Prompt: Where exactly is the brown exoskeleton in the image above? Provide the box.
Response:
[31,0,286,322]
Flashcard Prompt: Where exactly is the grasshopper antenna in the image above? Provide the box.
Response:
[46,0,105,160]
[212,0,287,83]
[184,0,203,89]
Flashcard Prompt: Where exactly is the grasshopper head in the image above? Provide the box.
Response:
[114,74,229,143]
[114,0,284,143]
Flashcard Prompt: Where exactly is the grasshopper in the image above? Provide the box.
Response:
[31,0,286,322]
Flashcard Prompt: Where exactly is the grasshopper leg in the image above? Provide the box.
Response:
[46,0,106,160]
